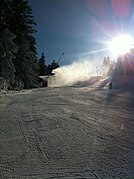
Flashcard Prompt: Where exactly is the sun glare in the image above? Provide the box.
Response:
[108,34,134,56]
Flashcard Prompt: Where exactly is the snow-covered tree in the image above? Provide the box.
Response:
[8,0,39,89]
[0,0,18,89]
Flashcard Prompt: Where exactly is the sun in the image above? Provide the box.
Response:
[108,34,134,56]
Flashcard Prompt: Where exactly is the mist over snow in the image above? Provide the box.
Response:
[49,59,102,86]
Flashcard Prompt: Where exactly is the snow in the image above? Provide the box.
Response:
[0,83,134,178]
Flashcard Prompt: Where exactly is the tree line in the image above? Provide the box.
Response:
[38,52,59,76]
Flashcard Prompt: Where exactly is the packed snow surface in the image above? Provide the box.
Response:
[1,83,134,178]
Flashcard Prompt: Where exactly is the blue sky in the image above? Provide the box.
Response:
[29,0,134,65]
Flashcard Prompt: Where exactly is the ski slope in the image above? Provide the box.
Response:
[0,84,134,178]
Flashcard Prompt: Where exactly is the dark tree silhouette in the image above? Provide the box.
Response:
[0,0,18,90]
[51,60,59,70]
[39,52,46,76]
[7,0,39,89]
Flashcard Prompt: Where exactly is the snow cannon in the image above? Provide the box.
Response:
[39,52,64,88]
[37,77,48,87]
[42,79,48,87]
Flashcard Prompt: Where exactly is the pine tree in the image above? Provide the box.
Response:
[0,0,18,90]
[8,0,39,89]
[39,52,45,76]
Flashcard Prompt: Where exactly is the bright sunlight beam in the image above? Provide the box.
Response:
[108,34,134,56]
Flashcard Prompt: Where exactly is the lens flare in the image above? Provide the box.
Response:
[108,34,134,56]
